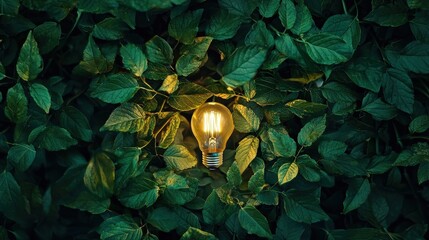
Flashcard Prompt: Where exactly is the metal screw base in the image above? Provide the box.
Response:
[202,152,223,170]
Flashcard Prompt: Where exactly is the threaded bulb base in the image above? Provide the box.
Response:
[202,152,223,170]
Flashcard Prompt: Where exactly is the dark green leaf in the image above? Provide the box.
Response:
[245,21,274,48]
[361,95,398,121]
[328,228,392,240]
[158,113,181,149]
[168,9,203,44]
[259,0,280,18]
[321,82,358,103]
[7,144,36,171]
[249,169,265,193]
[290,1,312,34]
[286,99,327,118]
[60,106,93,142]
[163,145,198,171]
[345,57,384,92]
[29,83,51,113]
[364,3,408,27]
[283,189,329,223]
[98,215,142,240]
[28,126,77,151]
[120,43,147,77]
[297,115,326,147]
[65,190,110,214]
[409,115,429,133]
[102,103,146,132]
[278,162,299,185]
[16,31,43,81]
[221,46,267,88]
[218,0,257,17]
[91,73,139,104]
[118,174,159,209]
[0,0,19,15]
[205,9,242,40]
[33,22,61,54]
[79,36,111,74]
[148,207,179,232]
[318,141,347,159]
[93,17,129,40]
[235,135,259,174]
[167,82,212,111]
[385,41,429,74]
[145,35,173,65]
[418,163,429,184]
[278,0,296,30]
[410,11,429,42]
[4,83,28,123]
[180,227,217,240]
[84,152,115,198]
[322,14,361,50]
[227,161,242,187]
[238,205,272,238]
[0,171,28,224]
[232,104,260,133]
[343,178,371,214]
[382,68,414,114]
[176,37,212,76]
[303,33,350,65]
[260,127,297,159]
[296,155,321,182]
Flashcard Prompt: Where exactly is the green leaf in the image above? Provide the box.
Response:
[394,143,429,166]
[176,37,212,76]
[218,0,257,17]
[98,215,142,240]
[16,31,43,81]
[167,82,212,111]
[298,115,326,147]
[102,103,146,133]
[418,163,429,184]
[385,41,429,74]
[180,227,217,240]
[64,190,110,214]
[303,33,350,65]
[158,113,181,149]
[261,127,297,158]
[145,35,173,65]
[163,145,198,171]
[283,189,329,223]
[322,14,361,50]
[221,46,267,88]
[278,162,299,185]
[118,174,159,209]
[409,115,429,133]
[235,135,259,174]
[361,95,398,121]
[7,144,36,171]
[159,74,178,94]
[278,0,296,30]
[79,36,111,75]
[84,152,115,198]
[168,9,203,44]
[321,154,367,177]
[28,126,77,151]
[29,83,51,113]
[238,205,272,239]
[147,207,179,232]
[33,22,61,54]
[290,1,312,35]
[328,228,392,240]
[345,57,384,92]
[286,99,327,118]
[203,190,224,224]
[410,11,429,42]
[4,83,28,123]
[382,68,414,114]
[318,141,347,159]
[276,33,300,60]
[60,106,93,142]
[275,215,306,240]
[296,155,321,182]
[120,43,147,77]
[0,63,5,80]
[0,0,19,15]
[0,172,28,224]
[249,169,265,193]
[364,3,408,27]
[259,0,280,18]
[160,173,198,205]
[232,104,260,133]
[343,178,371,214]
[245,21,274,48]
[205,9,243,40]
[227,161,242,187]
[321,82,358,103]
[91,73,139,104]
[93,17,129,40]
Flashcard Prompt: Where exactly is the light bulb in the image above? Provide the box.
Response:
[191,102,234,169]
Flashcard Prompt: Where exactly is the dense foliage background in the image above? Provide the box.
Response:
[1,0,429,239]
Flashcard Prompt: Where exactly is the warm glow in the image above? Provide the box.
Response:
[203,111,222,137]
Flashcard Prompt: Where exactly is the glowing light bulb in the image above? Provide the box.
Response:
[191,102,234,169]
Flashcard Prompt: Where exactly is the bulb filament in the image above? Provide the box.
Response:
[203,111,221,151]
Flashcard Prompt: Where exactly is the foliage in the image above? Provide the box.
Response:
[0,0,429,239]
